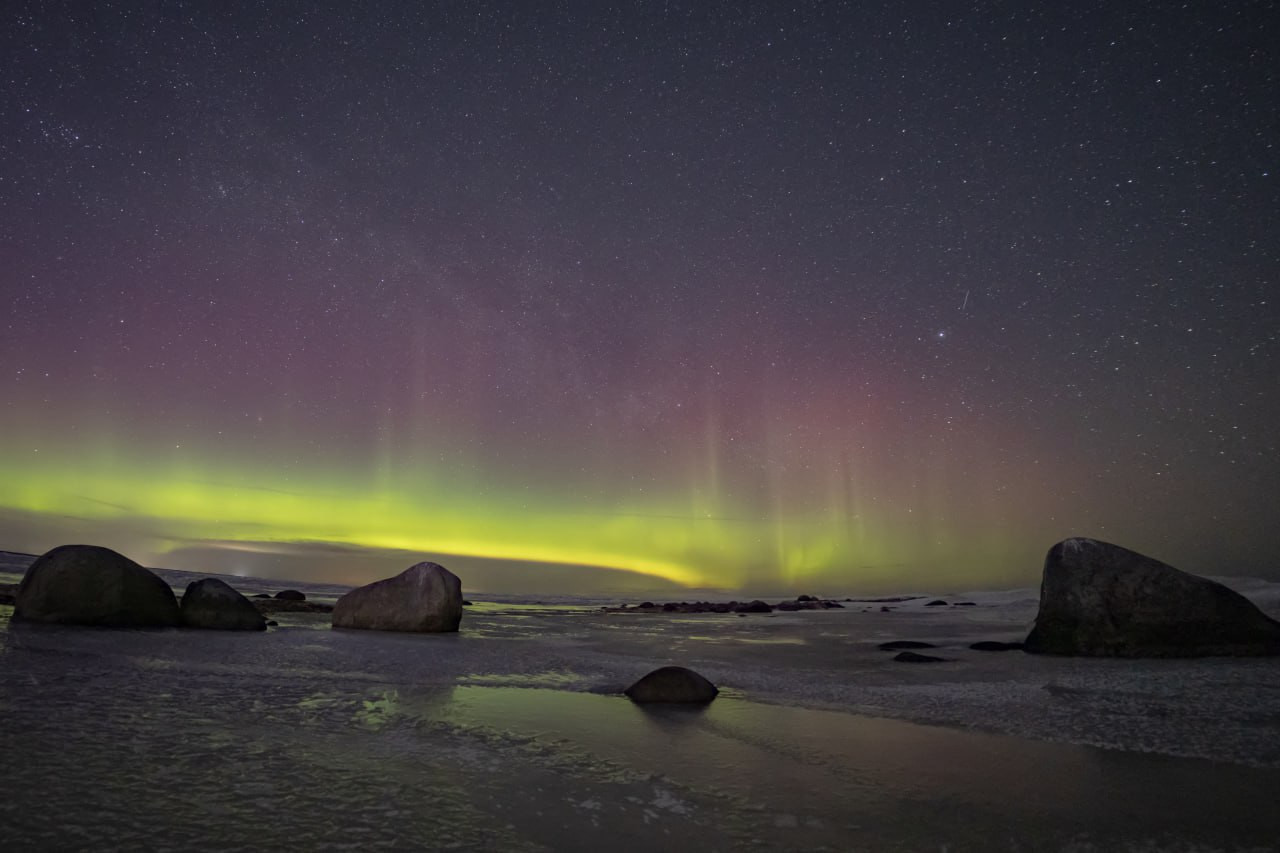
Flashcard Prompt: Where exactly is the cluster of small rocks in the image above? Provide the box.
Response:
[873,638,1025,663]
[252,593,335,614]
[606,594,845,614]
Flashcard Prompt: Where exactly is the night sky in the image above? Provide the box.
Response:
[2,1,1277,594]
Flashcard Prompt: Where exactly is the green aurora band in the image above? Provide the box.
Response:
[0,440,1036,592]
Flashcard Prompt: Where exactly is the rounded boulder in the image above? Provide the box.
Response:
[181,578,267,631]
[624,666,718,704]
[331,562,462,633]
[13,544,181,628]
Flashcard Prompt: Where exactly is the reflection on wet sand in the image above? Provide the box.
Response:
[416,685,1280,849]
[3,582,1280,851]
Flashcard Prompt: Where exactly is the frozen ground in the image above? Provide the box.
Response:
[2,551,1279,851]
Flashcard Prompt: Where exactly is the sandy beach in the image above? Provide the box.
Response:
[3,552,1279,851]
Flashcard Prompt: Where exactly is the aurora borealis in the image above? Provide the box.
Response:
[1,2,1277,593]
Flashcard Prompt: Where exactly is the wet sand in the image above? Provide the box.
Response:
[3,579,1280,851]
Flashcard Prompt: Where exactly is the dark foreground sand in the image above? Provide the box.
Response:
[2,559,1279,851]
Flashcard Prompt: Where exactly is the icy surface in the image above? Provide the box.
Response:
[2,554,1280,851]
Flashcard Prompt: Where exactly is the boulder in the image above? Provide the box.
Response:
[253,598,334,614]
[331,562,462,633]
[1024,538,1280,657]
[735,600,773,613]
[969,641,1024,652]
[893,651,948,663]
[924,599,948,606]
[273,589,306,601]
[877,640,937,651]
[181,578,266,631]
[624,666,718,704]
[12,544,180,628]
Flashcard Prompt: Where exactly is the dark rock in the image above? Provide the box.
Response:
[850,595,926,603]
[924,599,948,606]
[1025,538,1280,657]
[954,601,977,606]
[797,594,818,602]
[265,620,278,627]
[893,651,948,663]
[606,594,849,614]
[253,598,333,614]
[0,582,16,605]
[880,606,892,612]
[181,578,266,631]
[877,640,938,650]
[624,666,718,704]
[891,650,948,664]
[462,600,474,606]
[602,599,761,614]
[273,589,306,601]
[970,641,1024,651]
[251,593,272,599]
[735,600,773,613]
[331,562,462,633]
[12,544,180,628]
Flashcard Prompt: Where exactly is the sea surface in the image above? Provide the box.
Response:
[2,550,1280,851]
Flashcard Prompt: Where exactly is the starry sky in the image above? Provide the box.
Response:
[1,1,1277,594]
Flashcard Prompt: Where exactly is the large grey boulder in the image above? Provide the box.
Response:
[331,562,462,633]
[624,666,718,704]
[13,544,180,628]
[1024,537,1280,657]
[181,578,266,631]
